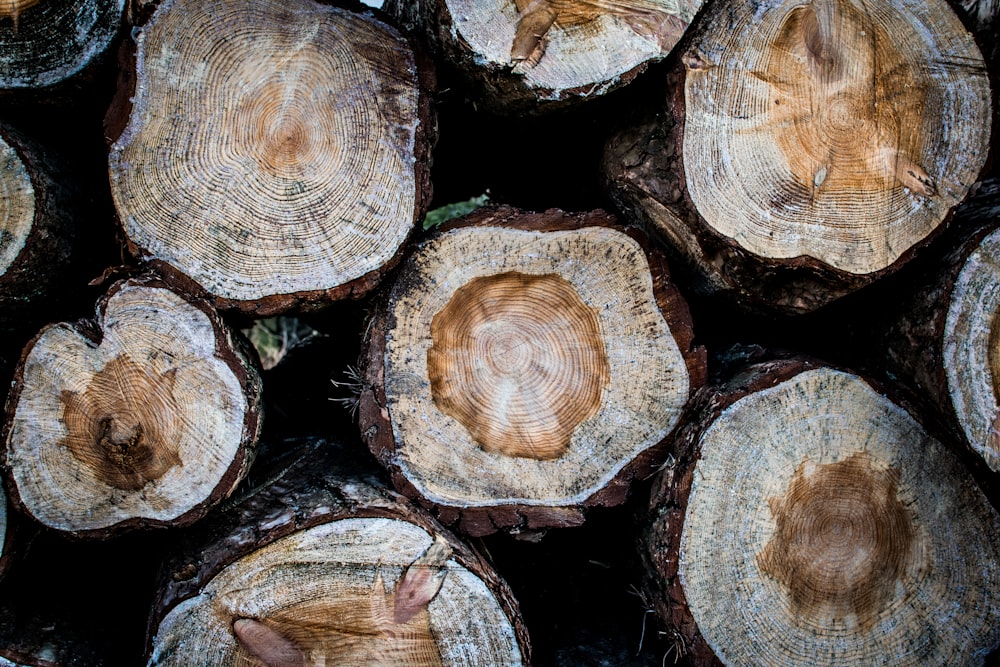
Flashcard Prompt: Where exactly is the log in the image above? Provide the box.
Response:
[874,178,1000,475]
[0,121,85,333]
[640,358,1000,665]
[360,207,705,536]
[0,0,123,94]
[147,437,531,666]
[604,0,991,313]
[387,0,701,113]
[1,276,263,537]
[106,0,434,316]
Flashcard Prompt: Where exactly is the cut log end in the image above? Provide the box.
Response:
[676,0,989,276]
[366,210,702,533]
[0,0,40,25]
[3,279,262,534]
[109,0,429,311]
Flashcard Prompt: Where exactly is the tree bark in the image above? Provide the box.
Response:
[874,178,1000,476]
[604,0,992,314]
[1,275,263,537]
[106,0,434,316]
[640,358,1000,665]
[0,0,124,96]
[147,436,531,666]
[0,122,86,334]
[360,206,705,536]
[387,0,701,113]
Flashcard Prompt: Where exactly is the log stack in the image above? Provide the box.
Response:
[0,0,997,664]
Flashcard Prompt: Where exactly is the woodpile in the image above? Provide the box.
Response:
[0,0,998,664]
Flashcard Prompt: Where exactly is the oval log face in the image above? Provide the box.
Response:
[383,225,691,507]
[0,134,33,277]
[945,227,1000,472]
[682,0,990,274]
[4,282,257,532]
[109,0,422,306]
[428,271,609,460]
[678,368,1000,665]
[148,519,523,666]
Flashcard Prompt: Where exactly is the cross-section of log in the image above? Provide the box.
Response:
[605,0,991,313]
[0,0,123,92]
[876,183,1000,476]
[0,122,84,332]
[387,0,701,113]
[147,437,530,666]
[640,360,1000,665]
[360,207,704,536]
[1,277,263,537]
[107,0,433,316]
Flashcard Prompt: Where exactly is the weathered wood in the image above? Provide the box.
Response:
[360,206,705,536]
[2,275,263,537]
[147,437,531,666]
[641,358,1000,665]
[107,0,434,316]
[387,0,701,113]
[604,0,991,313]
[874,179,1000,474]
[0,0,124,94]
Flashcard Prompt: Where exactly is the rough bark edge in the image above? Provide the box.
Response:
[0,123,84,330]
[603,46,986,315]
[103,3,436,317]
[386,0,662,115]
[146,436,531,665]
[360,206,706,537]
[0,273,264,538]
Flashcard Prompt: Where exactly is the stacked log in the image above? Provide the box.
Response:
[1,276,263,537]
[360,206,704,536]
[147,437,531,665]
[387,0,702,112]
[604,0,992,313]
[106,0,434,315]
[640,358,1000,664]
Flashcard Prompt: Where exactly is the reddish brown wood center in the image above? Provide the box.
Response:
[757,452,915,629]
[0,0,41,21]
[59,355,182,491]
[427,271,608,460]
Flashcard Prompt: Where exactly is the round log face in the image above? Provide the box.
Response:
[148,518,523,666]
[679,368,1000,664]
[0,135,33,276]
[944,226,1000,472]
[385,225,690,506]
[5,283,254,532]
[446,0,701,93]
[109,0,421,305]
[0,0,124,88]
[682,0,990,274]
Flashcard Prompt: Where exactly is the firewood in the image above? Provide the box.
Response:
[875,179,1000,475]
[640,358,1000,665]
[604,0,991,313]
[1,276,263,537]
[359,207,705,536]
[147,437,530,666]
[0,0,123,93]
[0,122,85,333]
[387,0,701,113]
[106,0,434,316]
